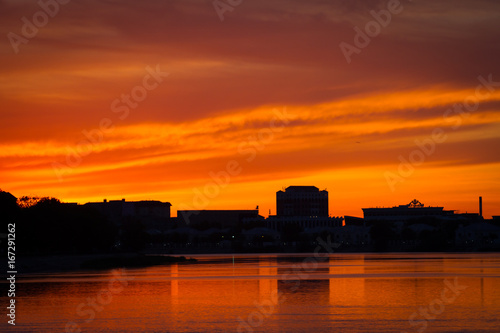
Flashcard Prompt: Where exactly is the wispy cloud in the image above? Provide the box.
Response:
[1,0,499,216]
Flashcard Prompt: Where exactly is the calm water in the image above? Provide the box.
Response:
[6,253,500,332]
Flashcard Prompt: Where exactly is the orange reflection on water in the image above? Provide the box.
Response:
[11,253,500,332]
[329,256,366,307]
[259,258,278,302]
[171,263,178,300]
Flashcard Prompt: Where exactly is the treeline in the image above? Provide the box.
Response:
[1,190,120,255]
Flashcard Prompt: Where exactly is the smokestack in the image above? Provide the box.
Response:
[479,196,483,218]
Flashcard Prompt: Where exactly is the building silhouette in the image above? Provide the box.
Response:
[177,209,260,229]
[362,199,455,222]
[85,199,171,229]
[276,186,328,217]
[268,186,342,232]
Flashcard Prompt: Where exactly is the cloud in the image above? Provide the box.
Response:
[1,0,499,216]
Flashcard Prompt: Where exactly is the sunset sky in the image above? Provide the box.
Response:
[1,0,499,218]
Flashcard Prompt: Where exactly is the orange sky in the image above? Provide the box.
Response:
[1,0,499,218]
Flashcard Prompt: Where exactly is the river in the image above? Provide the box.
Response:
[7,253,500,332]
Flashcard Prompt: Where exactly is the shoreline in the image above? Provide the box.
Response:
[13,250,500,274]
[15,253,196,274]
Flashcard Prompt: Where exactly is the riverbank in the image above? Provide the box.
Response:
[15,253,196,274]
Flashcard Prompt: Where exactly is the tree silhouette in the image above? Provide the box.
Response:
[17,197,116,255]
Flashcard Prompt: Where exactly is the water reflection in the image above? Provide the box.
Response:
[329,256,365,307]
[6,253,500,332]
[258,258,277,301]
[171,263,178,301]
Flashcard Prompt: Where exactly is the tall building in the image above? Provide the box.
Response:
[276,186,328,217]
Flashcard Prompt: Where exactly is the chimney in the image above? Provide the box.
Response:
[479,196,483,218]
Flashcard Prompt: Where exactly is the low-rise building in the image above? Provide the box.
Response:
[362,199,455,222]
[85,199,171,229]
[455,223,500,248]
[266,215,343,232]
[177,209,260,229]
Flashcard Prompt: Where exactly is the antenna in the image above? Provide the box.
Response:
[479,196,483,218]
